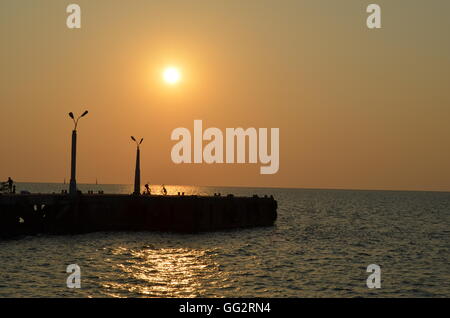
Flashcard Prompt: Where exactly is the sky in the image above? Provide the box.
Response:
[0,0,449,191]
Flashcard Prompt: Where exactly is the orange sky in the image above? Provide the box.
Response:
[0,0,449,191]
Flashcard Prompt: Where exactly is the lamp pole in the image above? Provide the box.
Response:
[131,136,143,195]
[68,110,88,196]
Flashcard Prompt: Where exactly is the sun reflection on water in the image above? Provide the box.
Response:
[141,185,212,196]
[100,246,225,297]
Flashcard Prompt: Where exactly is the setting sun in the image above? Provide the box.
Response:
[163,67,181,85]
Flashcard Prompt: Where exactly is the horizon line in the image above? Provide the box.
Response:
[13,181,450,194]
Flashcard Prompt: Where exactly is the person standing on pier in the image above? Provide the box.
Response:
[144,183,151,195]
[7,177,13,194]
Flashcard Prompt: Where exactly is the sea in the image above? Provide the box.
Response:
[0,183,449,297]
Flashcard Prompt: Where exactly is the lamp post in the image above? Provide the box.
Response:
[68,110,88,196]
[131,136,143,195]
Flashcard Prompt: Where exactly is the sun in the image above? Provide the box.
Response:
[163,67,181,85]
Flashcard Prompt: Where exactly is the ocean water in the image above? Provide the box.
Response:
[0,183,449,298]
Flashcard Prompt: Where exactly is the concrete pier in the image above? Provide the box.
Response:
[0,194,277,237]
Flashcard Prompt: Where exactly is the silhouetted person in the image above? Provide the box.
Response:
[144,183,151,195]
[7,177,13,194]
[162,185,167,196]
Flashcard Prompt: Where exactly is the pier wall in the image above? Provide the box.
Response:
[0,194,277,237]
